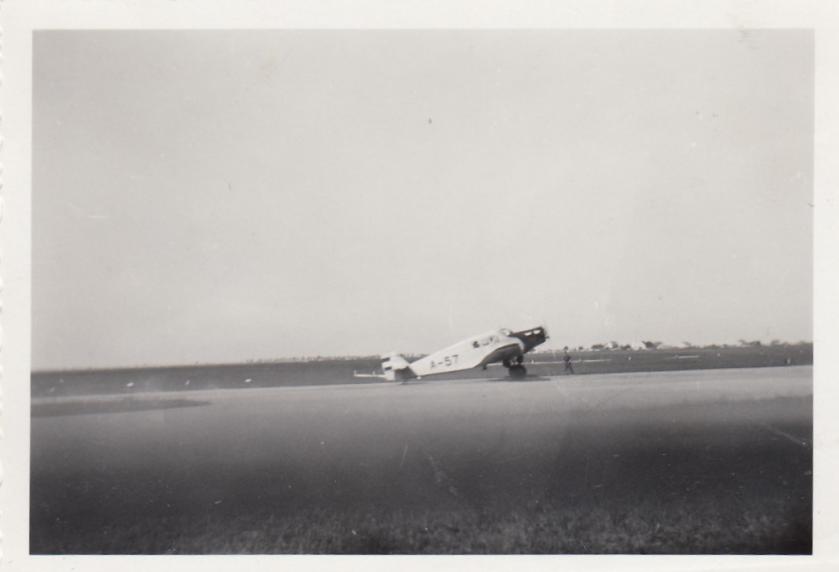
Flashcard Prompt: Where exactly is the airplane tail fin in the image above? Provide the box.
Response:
[381,353,413,381]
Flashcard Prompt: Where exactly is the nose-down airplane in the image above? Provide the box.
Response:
[361,326,549,382]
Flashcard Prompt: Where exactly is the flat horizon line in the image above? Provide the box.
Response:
[30,342,813,375]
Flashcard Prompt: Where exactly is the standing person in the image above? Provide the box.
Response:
[563,347,574,374]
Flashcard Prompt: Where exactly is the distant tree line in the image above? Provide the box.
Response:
[537,339,812,353]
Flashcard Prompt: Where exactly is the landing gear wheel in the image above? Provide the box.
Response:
[508,364,527,379]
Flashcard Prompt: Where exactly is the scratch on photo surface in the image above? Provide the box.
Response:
[755,422,809,448]
[399,443,408,469]
[423,449,459,498]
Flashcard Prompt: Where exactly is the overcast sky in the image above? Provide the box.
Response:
[33,30,813,370]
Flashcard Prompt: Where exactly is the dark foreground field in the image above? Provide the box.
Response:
[30,366,811,554]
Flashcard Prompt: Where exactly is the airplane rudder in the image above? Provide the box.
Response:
[381,352,410,381]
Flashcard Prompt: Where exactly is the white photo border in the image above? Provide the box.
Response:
[2,1,837,570]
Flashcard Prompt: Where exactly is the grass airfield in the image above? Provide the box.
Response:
[30,366,812,554]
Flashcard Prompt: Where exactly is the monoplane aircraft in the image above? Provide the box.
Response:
[358,326,548,381]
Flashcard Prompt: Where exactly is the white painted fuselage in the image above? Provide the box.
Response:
[379,326,548,381]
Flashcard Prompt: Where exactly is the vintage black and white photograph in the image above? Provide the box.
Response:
[27,29,814,555]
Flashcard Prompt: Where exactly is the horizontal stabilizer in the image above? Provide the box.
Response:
[352,371,387,379]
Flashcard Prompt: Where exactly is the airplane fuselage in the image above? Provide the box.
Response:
[382,326,548,381]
